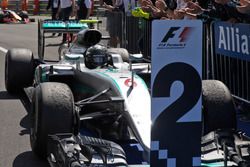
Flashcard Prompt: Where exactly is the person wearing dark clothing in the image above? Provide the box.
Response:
[47,0,60,20]
[184,0,250,23]
[57,0,76,42]
[76,0,92,20]
[197,0,249,22]
[164,0,177,10]
[47,0,61,36]
[103,0,124,47]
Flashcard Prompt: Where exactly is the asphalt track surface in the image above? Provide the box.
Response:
[0,16,58,167]
[0,16,108,167]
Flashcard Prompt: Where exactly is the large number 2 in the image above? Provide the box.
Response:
[151,62,202,167]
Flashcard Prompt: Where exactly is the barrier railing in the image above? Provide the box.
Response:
[208,21,250,104]
[124,16,141,53]
[124,16,151,60]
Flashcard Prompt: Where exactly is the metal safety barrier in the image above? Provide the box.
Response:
[209,22,249,103]
[124,16,151,59]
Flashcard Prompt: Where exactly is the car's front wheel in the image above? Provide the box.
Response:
[30,82,77,158]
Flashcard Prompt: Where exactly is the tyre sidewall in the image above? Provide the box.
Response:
[30,82,75,158]
[5,48,34,93]
[202,80,237,135]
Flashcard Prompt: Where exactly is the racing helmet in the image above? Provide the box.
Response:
[85,45,109,69]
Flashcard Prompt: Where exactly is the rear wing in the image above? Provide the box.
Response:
[38,19,109,60]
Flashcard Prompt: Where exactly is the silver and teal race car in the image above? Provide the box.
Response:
[5,28,151,166]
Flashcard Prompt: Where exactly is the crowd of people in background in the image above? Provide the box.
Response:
[44,0,250,44]
[47,0,92,20]
[137,0,250,22]
[100,0,250,22]
[96,0,250,48]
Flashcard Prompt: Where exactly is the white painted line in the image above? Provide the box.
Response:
[0,46,8,53]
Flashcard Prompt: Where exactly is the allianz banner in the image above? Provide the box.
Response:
[214,21,250,61]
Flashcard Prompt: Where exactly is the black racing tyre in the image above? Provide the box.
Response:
[107,48,130,63]
[30,82,76,158]
[202,80,237,135]
[5,48,34,93]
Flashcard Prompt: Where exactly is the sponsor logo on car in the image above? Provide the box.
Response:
[124,78,137,87]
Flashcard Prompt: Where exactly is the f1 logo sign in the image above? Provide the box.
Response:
[161,27,193,43]
[161,27,180,43]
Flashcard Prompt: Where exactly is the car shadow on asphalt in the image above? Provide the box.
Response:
[13,151,49,167]
[19,112,31,136]
[19,91,32,136]
[0,91,49,167]
[0,91,20,100]
[0,90,32,135]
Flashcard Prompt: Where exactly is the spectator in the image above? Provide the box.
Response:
[237,0,250,14]
[76,0,92,20]
[103,0,124,47]
[138,0,186,19]
[176,0,189,10]
[164,0,177,10]
[57,0,76,42]
[47,0,61,36]
[180,0,248,22]
[138,0,168,18]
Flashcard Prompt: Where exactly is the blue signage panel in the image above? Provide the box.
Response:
[214,21,250,61]
[151,20,203,167]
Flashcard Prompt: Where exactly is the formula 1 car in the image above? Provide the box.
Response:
[5,29,250,166]
[5,28,151,166]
